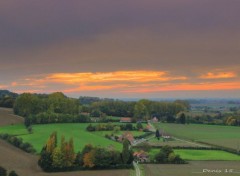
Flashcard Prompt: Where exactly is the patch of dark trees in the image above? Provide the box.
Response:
[38,132,133,172]
[86,123,146,132]
[12,92,190,127]
[153,146,187,164]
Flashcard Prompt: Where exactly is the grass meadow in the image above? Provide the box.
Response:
[154,123,240,150]
[149,149,240,161]
[0,123,124,153]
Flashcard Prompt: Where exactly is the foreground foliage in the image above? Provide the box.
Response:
[38,132,133,172]
[154,146,186,164]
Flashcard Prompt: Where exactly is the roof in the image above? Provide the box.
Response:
[118,132,135,143]
[133,150,149,158]
[120,117,132,122]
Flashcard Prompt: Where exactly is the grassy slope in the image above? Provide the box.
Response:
[149,149,240,161]
[154,123,240,150]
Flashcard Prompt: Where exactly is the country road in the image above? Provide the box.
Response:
[133,161,140,176]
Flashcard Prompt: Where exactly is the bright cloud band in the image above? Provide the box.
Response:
[5,70,240,95]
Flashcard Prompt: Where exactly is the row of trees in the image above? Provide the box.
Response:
[0,134,36,153]
[14,92,79,117]
[88,99,189,120]
[86,123,144,132]
[38,132,133,172]
[12,92,190,125]
[25,113,90,126]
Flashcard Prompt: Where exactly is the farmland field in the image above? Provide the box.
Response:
[147,137,210,148]
[143,161,240,176]
[0,108,24,126]
[154,123,240,150]
[0,123,124,153]
[0,108,131,176]
[149,149,240,161]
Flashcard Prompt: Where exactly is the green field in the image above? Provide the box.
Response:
[154,123,240,150]
[0,123,126,153]
[147,137,210,148]
[149,149,240,161]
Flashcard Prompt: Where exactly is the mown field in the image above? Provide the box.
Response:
[0,123,125,153]
[143,161,240,176]
[149,149,240,161]
[154,123,240,150]
[0,108,24,126]
[147,137,210,148]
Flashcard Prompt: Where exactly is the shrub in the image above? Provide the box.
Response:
[8,171,18,176]
[154,145,186,164]
[0,166,7,176]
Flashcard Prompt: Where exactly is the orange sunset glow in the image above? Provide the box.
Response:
[4,70,239,98]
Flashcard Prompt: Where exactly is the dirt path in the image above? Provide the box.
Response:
[133,161,140,176]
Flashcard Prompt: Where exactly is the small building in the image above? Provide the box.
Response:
[118,132,135,144]
[120,117,132,123]
[80,112,90,116]
[152,117,159,123]
[133,150,149,163]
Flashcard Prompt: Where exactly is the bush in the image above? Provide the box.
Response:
[8,171,18,176]
[0,166,7,176]
[154,145,186,164]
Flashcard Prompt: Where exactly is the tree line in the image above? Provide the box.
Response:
[87,99,188,121]
[86,123,144,132]
[12,92,189,126]
[0,134,36,154]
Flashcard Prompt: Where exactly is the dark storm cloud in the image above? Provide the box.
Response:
[0,0,240,98]
[1,0,240,49]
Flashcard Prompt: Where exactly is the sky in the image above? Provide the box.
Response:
[0,0,240,99]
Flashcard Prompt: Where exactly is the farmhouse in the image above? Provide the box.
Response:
[152,117,159,123]
[133,150,149,163]
[118,132,135,144]
[120,117,132,123]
